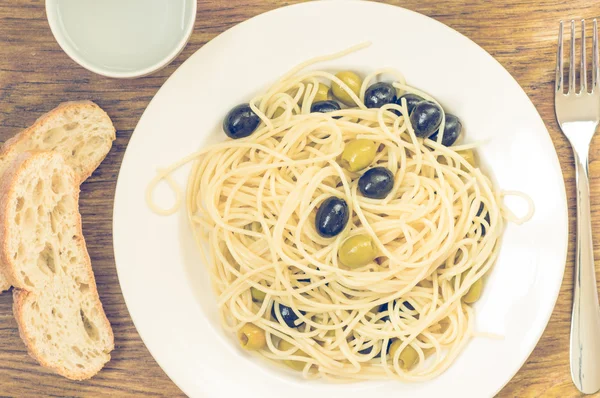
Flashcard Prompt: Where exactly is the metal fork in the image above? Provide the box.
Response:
[556,19,600,394]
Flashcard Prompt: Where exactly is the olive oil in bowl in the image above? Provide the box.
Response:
[48,0,196,77]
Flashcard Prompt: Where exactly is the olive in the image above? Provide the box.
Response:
[430,114,462,146]
[409,101,443,138]
[379,302,391,322]
[223,103,260,139]
[389,340,419,370]
[338,234,378,268]
[340,139,377,172]
[272,302,305,328]
[358,167,395,199]
[396,93,424,115]
[331,71,362,106]
[310,100,342,118]
[307,83,330,103]
[251,286,266,302]
[315,196,349,238]
[272,107,286,119]
[294,83,330,104]
[367,339,393,358]
[364,82,398,108]
[463,278,483,303]
[385,339,393,354]
[379,301,415,321]
[379,302,389,313]
[457,149,476,168]
[476,203,491,236]
[278,339,308,371]
[361,340,390,357]
[237,323,267,351]
[245,221,262,232]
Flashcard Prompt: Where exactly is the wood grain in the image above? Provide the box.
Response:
[0,0,597,396]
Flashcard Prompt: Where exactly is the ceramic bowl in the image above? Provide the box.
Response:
[45,0,197,78]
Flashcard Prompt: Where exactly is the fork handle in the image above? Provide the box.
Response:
[570,149,600,394]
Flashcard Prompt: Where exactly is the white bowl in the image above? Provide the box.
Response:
[45,0,197,78]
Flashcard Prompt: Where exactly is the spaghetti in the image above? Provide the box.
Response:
[147,43,533,381]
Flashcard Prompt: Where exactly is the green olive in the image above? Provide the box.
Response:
[324,329,336,338]
[338,234,378,268]
[331,71,362,106]
[295,83,330,104]
[389,340,419,370]
[463,278,483,303]
[307,83,330,103]
[244,221,263,232]
[340,139,377,172]
[272,107,285,118]
[278,339,308,371]
[237,323,267,351]
[251,286,267,302]
[457,149,476,168]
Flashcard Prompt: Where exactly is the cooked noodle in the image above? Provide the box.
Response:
[147,43,533,381]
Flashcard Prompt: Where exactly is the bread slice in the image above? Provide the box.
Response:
[0,101,115,183]
[0,101,115,292]
[0,151,114,380]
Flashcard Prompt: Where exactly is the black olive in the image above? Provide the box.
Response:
[379,302,390,321]
[403,301,415,311]
[310,100,342,119]
[362,340,392,358]
[409,101,443,138]
[223,103,260,139]
[272,303,305,328]
[430,114,462,146]
[396,94,424,115]
[315,196,349,238]
[364,82,398,108]
[379,301,414,322]
[380,301,414,312]
[476,203,491,236]
[358,167,395,199]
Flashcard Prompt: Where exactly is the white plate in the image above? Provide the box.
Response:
[113,1,568,397]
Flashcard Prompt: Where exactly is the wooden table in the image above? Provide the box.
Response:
[0,0,597,396]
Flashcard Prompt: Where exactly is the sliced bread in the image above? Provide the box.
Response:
[0,151,114,380]
[0,101,115,292]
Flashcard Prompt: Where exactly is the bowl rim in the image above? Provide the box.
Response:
[45,0,197,79]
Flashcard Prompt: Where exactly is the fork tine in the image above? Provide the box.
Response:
[581,20,587,93]
[570,20,576,93]
[594,19,599,88]
[556,21,564,93]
